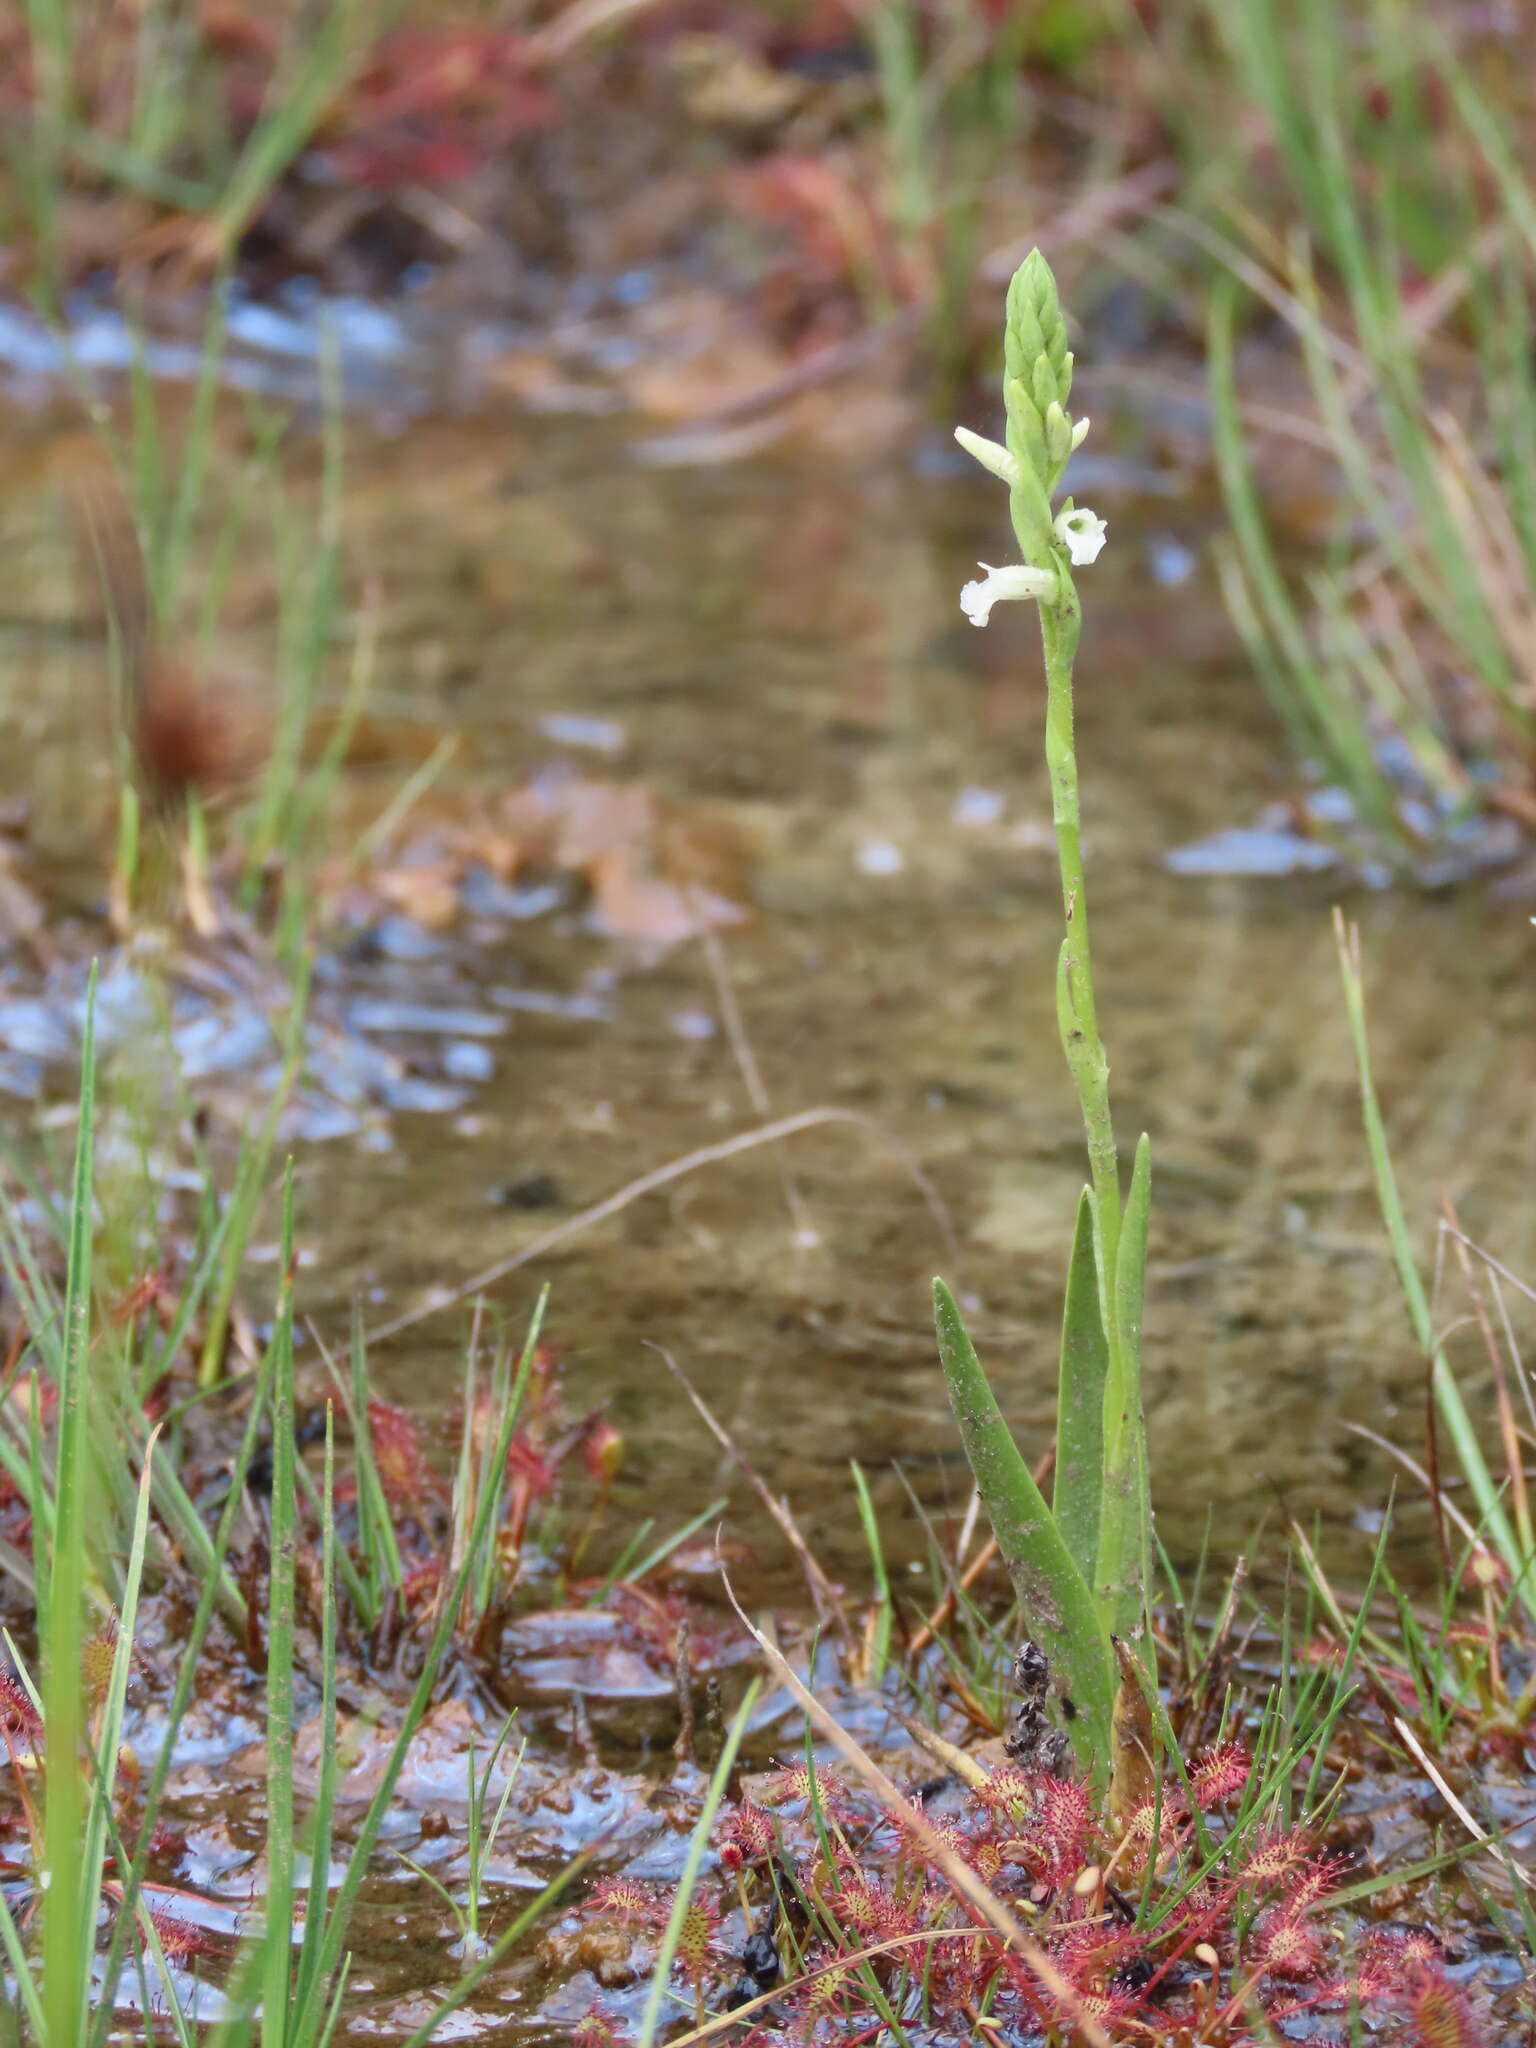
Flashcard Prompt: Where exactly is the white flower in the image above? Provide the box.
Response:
[959,561,1056,627]
[1055,507,1107,565]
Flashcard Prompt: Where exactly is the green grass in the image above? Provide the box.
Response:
[11,0,387,302]
[1202,0,1536,857]
[0,1003,607,2039]
[1336,910,1531,1614]
[0,941,763,2039]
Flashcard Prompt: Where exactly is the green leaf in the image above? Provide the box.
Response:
[1052,1187,1108,1583]
[1115,1133,1152,1370]
[933,1278,1115,1777]
[1097,1133,1153,1647]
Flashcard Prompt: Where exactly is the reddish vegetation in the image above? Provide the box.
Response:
[314,28,555,189]
[576,1741,1490,2045]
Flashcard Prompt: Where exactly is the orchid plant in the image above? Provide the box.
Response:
[934,250,1152,1787]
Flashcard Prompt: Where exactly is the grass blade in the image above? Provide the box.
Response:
[1334,912,1525,1608]
[41,961,98,2048]
[260,1166,300,2044]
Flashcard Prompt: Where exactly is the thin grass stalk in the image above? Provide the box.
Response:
[471,1720,525,1945]
[586,1495,730,1603]
[1334,912,1528,1610]
[288,1293,550,2032]
[75,1429,159,2010]
[291,1407,342,2027]
[260,1167,300,2044]
[125,1903,196,2048]
[86,1332,278,2048]
[208,0,376,261]
[393,1853,597,2048]
[1207,279,1401,829]
[849,1460,893,1684]
[199,948,312,1385]
[634,1682,763,2048]
[345,1310,405,1606]
[18,0,72,304]
[156,289,231,620]
[40,963,98,2048]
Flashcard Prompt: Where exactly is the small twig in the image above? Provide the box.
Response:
[367,1105,963,1344]
[1441,1193,1531,1562]
[694,911,815,1248]
[652,1343,847,1638]
[1340,1424,1483,1552]
[881,1701,991,1791]
[721,1573,1112,2048]
[672,1610,696,1767]
[981,158,1179,283]
[906,1532,1000,1659]
[1393,1713,1536,1893]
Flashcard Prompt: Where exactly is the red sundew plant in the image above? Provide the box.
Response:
[0,1667,39,1742]
[574,1737,1490,2046]
[141,1904,226,1967]
[324,1333,642,1658]
[572,2008,624,2048]
[364,1398,449,1519]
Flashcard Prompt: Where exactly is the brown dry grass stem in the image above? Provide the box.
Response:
[906,1444,1054,1661]
[651,1342,847,1640]
[367,1105,964,1344]
[692,909,814,1251]
[721,1576,1114,2048]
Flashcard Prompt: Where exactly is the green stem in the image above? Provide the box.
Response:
[1039,591,1121,1263]
[1036,582,1151,1644]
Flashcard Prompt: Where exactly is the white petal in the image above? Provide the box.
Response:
[1055,507,1107,566]
[959,561,1055,626]
[954,427,1021,489]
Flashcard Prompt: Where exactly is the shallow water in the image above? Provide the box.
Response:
[5,391,1536,2041]
[206,417,1536,1581]
[4,400,1535,1596]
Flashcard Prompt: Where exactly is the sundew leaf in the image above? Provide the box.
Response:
[934,1278,1115,1780]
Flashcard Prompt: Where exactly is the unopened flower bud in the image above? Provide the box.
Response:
[1045,401,1074,467]
[953,426,1020,489]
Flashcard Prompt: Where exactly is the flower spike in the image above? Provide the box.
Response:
[957,248,1106,615]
